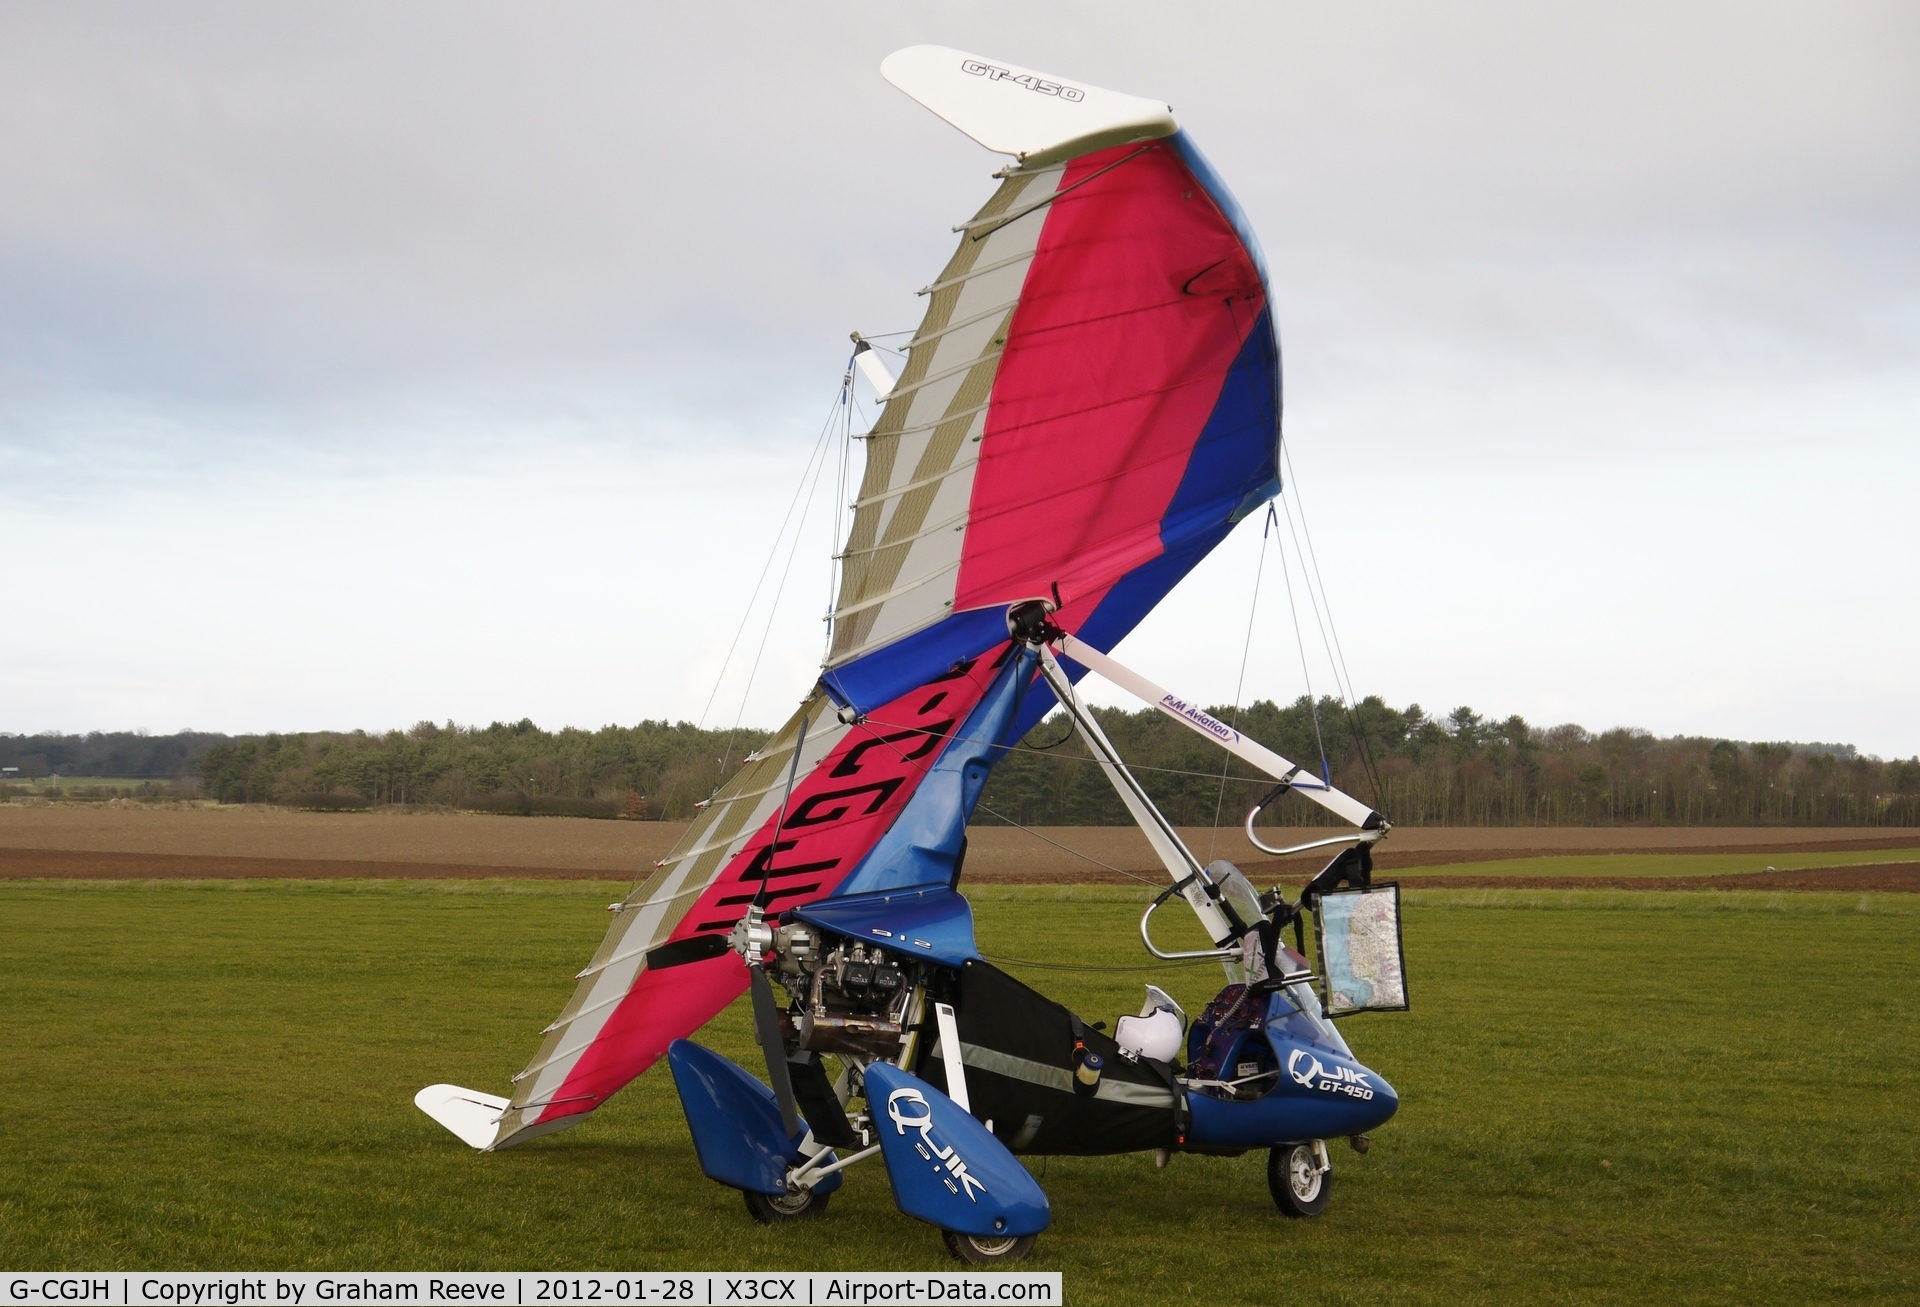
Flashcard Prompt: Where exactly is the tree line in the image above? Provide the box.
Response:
[5,699,1915,825]
[0,730,226,783]
[977,697,1920,829]
[2,720,769,820]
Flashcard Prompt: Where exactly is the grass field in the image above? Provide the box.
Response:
[2,879,1916,1304]
[1384,848,1920,878]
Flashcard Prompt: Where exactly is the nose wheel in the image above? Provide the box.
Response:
[743,1186,831,1223]
[942,1230,1038,1263]
[1268,1142,1333,1218]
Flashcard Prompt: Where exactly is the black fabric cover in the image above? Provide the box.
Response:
[913,959,1180,1155]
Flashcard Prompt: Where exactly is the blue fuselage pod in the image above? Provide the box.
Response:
[667,1039,843,1196]
[1185,1035,1399,1148]
[864,1062,1050,1238]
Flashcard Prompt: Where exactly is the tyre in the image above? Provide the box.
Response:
[1268,1142,1332,1217]
[742,1186,831,1224]
[941,1229,1037,1264]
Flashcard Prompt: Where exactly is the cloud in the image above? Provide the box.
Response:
[2,2,1916,750]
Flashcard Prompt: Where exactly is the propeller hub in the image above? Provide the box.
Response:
[729,905,775,962]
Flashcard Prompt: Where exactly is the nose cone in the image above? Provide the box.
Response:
[1275,1041,1400,1136]
[1351,1063,1399,1133]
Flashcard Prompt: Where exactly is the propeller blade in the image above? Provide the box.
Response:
[748,962,802,1139]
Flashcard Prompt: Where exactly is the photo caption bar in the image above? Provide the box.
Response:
[3,1275,1061,1307]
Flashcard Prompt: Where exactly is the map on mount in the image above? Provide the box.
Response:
[1317,885,1409,1015]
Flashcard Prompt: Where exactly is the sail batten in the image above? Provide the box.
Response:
[917,251,1037,298]
[905,299,1024,349]
[850,456,981,510]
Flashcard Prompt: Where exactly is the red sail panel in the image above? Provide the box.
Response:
[955,141,1266,614]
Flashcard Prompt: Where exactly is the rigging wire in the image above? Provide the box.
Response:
[1208,508,1270,861]
[1282,441,1363,709]
[1204,290,1273,865]
[855,712,1362,797]
[755,709,810,907]
[695,383,846,736]
[982,951,1218,974]
[714,368,848,776]
[1272,500,1332,785]
[973,803,1167,890]
[1279,440,1385,807]
[825,358,857,663]
[728,422,834,766]
[859,715,1304,787]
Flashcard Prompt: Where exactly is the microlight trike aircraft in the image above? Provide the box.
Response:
[417,45,1410,1264]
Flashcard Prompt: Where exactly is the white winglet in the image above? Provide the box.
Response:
[414,1083,510,1151]
[852,342,897,399]
[881,45,1177,166]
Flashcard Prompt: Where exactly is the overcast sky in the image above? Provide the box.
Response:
[3,2,1916,755]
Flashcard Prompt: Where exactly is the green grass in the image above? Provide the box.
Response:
[1,879,1916,1304]
[1390,848,1920,878]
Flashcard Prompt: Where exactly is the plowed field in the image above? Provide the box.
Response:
[2,804,1916,888]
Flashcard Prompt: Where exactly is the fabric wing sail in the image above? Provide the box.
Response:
[434,47,1287,1150]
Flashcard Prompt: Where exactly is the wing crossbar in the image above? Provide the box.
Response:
[1052,632,1385,833]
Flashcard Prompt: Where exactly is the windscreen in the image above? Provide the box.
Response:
[1206,860,1268,932]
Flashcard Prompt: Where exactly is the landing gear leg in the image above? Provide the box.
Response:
[942,1230,1037,1263]
[1268,1141,1332,1218]
[743,1186,831,1223]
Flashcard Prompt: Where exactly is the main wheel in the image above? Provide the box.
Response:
[1268,1142,1333,1218]
[743,1186,830,1224]
[942,1230,1037,1264]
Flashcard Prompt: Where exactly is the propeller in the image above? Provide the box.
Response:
[729,711,810,1140]
[748,955,802,1139]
